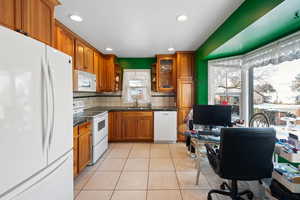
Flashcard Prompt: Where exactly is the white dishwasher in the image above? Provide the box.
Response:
[154,111,177,143]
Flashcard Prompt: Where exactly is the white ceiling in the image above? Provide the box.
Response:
[55,0,244,57]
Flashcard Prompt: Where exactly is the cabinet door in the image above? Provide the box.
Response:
[108,112,122,141]
[104,55,116,91]
[157,55,176,92]
[122,112,137,140]
[78,123,91,172]
[84,46,94,73]
[73,126,79,177]
[93,52,100,92]
[137,115,153,141]
[98,53,106,91]
[55,25,74,57]
[177,79,194,108]
[75,40,85,70]
[177,108,191,141]
[176,52,194,78]
[27,0,55,45]
[0,0,16,30]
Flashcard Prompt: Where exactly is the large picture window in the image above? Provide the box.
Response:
[209,66,241,121]
[250,60,300,131]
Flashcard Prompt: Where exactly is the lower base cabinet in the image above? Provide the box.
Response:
[73,122,91,177]
[109,111,153,142]
[73,126,79,177]
[177,108,191,142]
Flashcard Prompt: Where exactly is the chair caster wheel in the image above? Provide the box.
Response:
[247,193,254,200]
[220,183,226,190]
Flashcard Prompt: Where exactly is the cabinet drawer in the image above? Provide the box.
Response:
[79,122,91,135]
[122,111,153,117]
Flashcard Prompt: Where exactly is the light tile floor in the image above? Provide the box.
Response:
[74,143,263,200]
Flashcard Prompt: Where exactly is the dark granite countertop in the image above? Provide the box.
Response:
[73,107,177,126]
[73,116,88,127]
[86,106,178,112]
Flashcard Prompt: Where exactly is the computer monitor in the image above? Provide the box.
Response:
[193,105,232,127]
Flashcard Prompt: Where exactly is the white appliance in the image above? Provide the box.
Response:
[0,26,73,200]
[73,101,108,165]
[154,111,177,143]
[74,70,96,92]
[90,111,108,164]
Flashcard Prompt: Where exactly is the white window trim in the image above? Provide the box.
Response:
[208,29,300,125]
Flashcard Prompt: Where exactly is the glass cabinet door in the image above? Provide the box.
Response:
[157,55,175,92]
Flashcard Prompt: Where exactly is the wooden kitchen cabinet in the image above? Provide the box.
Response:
[75,40,85,71]
[78,122,91,173]
[75,39,94,73]
[137,116,153,140]
[177,79,194,108]
[0,0,17,30]
[104,54,117,92]
[73,126,79,177]
[156,55,176,92]
[84,46,94,73]
[176,52,195,141]
[94,52,100,92]
[177,79,194,141]
[94,52,107,92]
[0,0,59,45]
[122,112,153,141]
[55,22,74,57]
[176,52,194,78]
[98,53,106,91]
[29,0,58,45]
[122,112,138,140]
[108,111,153,142]
[108,112,122,141]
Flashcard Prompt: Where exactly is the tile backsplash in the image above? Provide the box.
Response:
[73,92,176,109]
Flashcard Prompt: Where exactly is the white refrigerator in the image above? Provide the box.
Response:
[0,26,73,200]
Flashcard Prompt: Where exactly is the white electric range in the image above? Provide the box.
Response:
[73,101,108,165]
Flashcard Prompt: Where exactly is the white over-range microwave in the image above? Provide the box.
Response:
[74,70,96,92]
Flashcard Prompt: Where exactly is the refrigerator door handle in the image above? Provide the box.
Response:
[41,58,51,153]
[47,61,55,150]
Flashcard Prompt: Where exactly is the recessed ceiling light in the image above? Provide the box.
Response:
[177,15,188,22]
[168,48,175,52]
[69,14,83,22]
[105,47,113,51]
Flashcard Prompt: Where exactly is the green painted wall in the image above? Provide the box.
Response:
[194,0,284,104]
[209,0,300,59]
[117,58,156,70]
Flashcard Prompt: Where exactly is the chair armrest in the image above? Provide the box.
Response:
[205,143,220,172]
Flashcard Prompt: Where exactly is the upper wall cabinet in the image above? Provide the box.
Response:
[84,46,94,73]
[29,0,58,45]
[94,52,106,92]
[0,0,59,46]
[75,39,94,73]
[0,0,17,30]
[156,55,176,92]
[75,40,85,71]
[104,54,117,92]
[55,22,74,58]
[176,52,194,79]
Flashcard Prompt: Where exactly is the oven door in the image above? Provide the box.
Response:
[92,115,108,146]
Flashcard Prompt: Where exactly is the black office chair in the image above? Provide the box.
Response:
[205,128,276,200]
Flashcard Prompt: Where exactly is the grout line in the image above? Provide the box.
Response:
[74,146,113,199]
[108,143,133,200]
[146,142,152,200]
[169,144,184,200]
